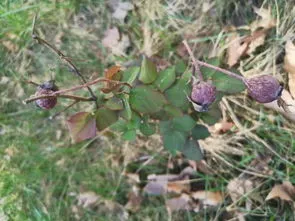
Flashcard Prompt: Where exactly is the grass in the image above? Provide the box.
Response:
[1,0,295,220]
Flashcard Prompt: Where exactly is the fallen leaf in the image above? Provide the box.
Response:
[124,173,140,184]
[266,181,295,202]
[227,33,248,67]
[77,191,100,208]
[250,6,276,31]
[108,0,133,23]
[166,193,192,212]
[214,120,234,134]
[284,40,295,98]
[244,29,268,55]
[191,190,223,206]
[102,27,130,56]
[66,112,97,143]
[143,181,167,195]
[125,186,142,212]
[264,89,295,122]
[227,178,254,210]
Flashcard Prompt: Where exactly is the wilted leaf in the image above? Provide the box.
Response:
[214,121,234,134]
[95,108,118,131]
[125,186,142,212]
[166,193,192,212]
[77,191,100,208]
[227,33,248,67]
[191,124,210,140]
[102,27,130,56]
[266,181,295,202]
[129,85,166,114]
[109,0,134,23]
[139,56,158,84]
[284,40,295,98]
[67,112,96,143]
[191,190,223,206]
[143,181,167,195]
[264,90,295,122]
[250,6,276,31]
[154,67,176,92]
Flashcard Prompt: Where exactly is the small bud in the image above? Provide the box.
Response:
[245,75,283,103]
[35,81,58,110]
[189,77,216,112]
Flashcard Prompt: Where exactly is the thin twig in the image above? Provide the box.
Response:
[23,94,93,104]
[182,40,203,81]
[32,14,99,109]
[23,78,131,104]
[196,60,245,81]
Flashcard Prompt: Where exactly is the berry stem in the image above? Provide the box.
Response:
[182,40,204,81]
[196,60,245,81]
[32,14,99,109]
[23,78,132,104]
[23,94,93,104]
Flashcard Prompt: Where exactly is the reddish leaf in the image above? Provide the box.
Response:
[67,112,96,143]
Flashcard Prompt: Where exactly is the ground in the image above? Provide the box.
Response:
[0,0,295,220]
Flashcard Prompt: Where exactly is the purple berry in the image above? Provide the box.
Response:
[35,81,58,110]
[189,78,216,112]
[244,75,283,103]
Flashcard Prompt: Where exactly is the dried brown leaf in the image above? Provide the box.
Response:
[284,40,295,98]
[191,191,223,206]
[264,90,295,122]
[77,191,100,208]
[166,193,192,212]
[214,121,234,134]
[227,33,248,67]
[250,7,276,31]
[266,181,295,202]
[125,186,142,212]
[102,27,130,56]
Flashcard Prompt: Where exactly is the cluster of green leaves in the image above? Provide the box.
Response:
[68,57,246,161]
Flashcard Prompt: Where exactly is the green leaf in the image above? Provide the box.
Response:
[164,105,183,117]
[211,71,245,94]
[95,108,118,131]
[172,115,196,132]
[175,60,186,76]
[123,129,137,141]
[121,67,140,84]
[181,139,203,161]
[199,103,222,125]
[119,94,132,120]
[154,67,176,92]
[127,112,141,130]
[66,112,96,143]
[163,130,186,154]
[159,120,172,134]
[200,57,245,94]
[140,121,156,136]
[191,124,210,140]
[139,56,158,84]
[110,119,127,132]
[165,78,190,109]
[104,97,124,110]
[129,85,166,114]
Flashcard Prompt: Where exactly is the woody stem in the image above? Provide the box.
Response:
[182,40,204,81]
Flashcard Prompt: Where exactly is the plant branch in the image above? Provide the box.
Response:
[182,40,203,81]
[196,60,245,81]
[32,14,98,108]
[23,94,93,104]
[23,78,131,104]
[49,100,79,120]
